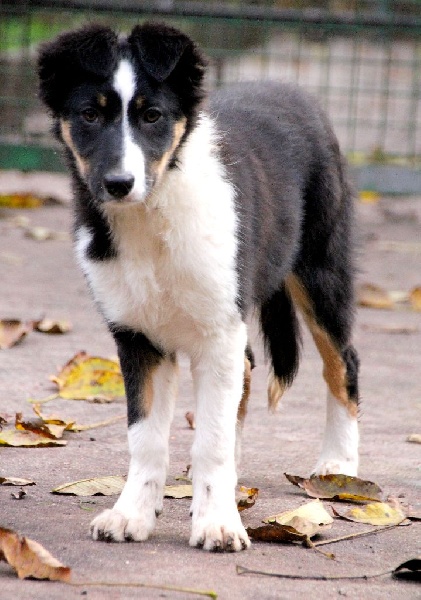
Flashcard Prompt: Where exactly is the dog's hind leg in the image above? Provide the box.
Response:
[90,329,178,542]
[286,273,360,476]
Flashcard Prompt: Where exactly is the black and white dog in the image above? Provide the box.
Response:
[38,22,359,552]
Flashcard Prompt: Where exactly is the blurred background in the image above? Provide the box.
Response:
[0,0,420,192]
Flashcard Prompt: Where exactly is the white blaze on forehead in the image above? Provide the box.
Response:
[113,59,147,200]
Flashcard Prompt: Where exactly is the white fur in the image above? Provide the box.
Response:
[312,390,359,476]
[81,114,249,549]
[90,357,178,541]
[113,60,147,200]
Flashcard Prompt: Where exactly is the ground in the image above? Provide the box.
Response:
[0,171,420,599]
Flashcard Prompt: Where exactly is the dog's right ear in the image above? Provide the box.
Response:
[38,25,118,115]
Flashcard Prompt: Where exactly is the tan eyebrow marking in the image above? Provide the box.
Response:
[97,93,107,107]
[135,95,145,109]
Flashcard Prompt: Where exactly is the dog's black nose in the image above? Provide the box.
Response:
[104,173,135,199]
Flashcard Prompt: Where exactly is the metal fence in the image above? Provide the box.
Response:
[0,0,420,172]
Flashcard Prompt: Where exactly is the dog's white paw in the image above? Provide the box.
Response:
[190,509,250,552]
[90,507,156,542]
[312,457,358,477]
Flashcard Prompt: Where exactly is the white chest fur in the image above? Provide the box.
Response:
[75,116,240,356]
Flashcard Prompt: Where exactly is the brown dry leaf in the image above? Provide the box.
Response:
[246,522,309,544]
[332,502,406,526]
[164,484,193,499]
[264,499,333,528]
[357,283,394,310]
[407,434,421,444]
[237,486,259,512]
[185,411,196,429]
[0,194,43,209]
[0,319,32,350]
[52,475,126,496]
[50,351,125,402]
[15,412,68,440]
[393,557,421,581]
[409,287,421,311]
[0,527,71,581]
[0,429,67,447]
[11,489,27,500]
[34,318,72,334]
[284,473,383,502]
[0,477,36,486]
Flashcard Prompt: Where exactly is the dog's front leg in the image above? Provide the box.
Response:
[90,330,177,542]
[189,322,250,552]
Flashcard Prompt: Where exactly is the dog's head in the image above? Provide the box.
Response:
[38,23,206,204]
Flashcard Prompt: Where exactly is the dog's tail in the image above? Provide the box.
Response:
[260,284,301,411]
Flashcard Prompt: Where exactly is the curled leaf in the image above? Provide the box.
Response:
[34,318,72,334]
[15,412,67,440]
[265,499,333,527]
[0,527,71,581]
[332,502,406,526]
[50,351,124,402]
[285,473,383,502]
[237,486,259,512]
[0,319,32,349]
[393,557,421,581]
[247,522,309,544]
[357,283,394,310]
[52,475,125,496]
[0,477,36,486]
[407,434,421,444]
[185,411,196,429]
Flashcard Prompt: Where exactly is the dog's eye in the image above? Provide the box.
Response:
[143,108,162,124]
[81,108,99,123]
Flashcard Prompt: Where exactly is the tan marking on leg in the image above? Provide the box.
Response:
[286,274,357,418]
[150,118,187,183]
[60,120,89,179]
[267,371,287,413]
[237,357,252,425]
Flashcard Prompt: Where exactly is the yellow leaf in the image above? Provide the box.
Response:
[357,283,394,310]
[52,476,126,496]
[0,194,43,209]
[285,473,383,503]
[0,430,66,447]
[265,499,333,527]
[334,502,406,526]
[410,287,421,311]
[359,190,380,204]
[0,527,71,581]
[50,352,124,401]
[237,486,259,512]
[34,318,72,334]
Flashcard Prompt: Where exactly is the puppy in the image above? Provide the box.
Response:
[38,22,359,552]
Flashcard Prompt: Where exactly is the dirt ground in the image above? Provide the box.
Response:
[0,170,420,599]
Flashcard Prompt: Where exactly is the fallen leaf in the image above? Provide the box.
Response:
[0,477,35,486]
[357,283,394,310]
[52,475,126,496]
[185,411,195,429]
[407,434,421,444]
[246,522,310,544]
[0,194,43,209]
[0,527,71,581]
[0,319,32,349]
[332,502,406,526]
[410,287,421,311]
[24,227,70,242]
[50,351,125,402]
[284,473,383,502]
[11,489,26,500]
[34,318,72,334]
[15,412,68,440]
[264,499,333,527]
[361,323,419,335]
[164,484,193,499]
[0,429,67,447]
[359,190,380,204]
[393,557,421,581]
[237,486,259,512]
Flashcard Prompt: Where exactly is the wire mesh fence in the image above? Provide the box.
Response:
[0,1,420,171]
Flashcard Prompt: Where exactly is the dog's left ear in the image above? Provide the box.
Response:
[129,23,206,106]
